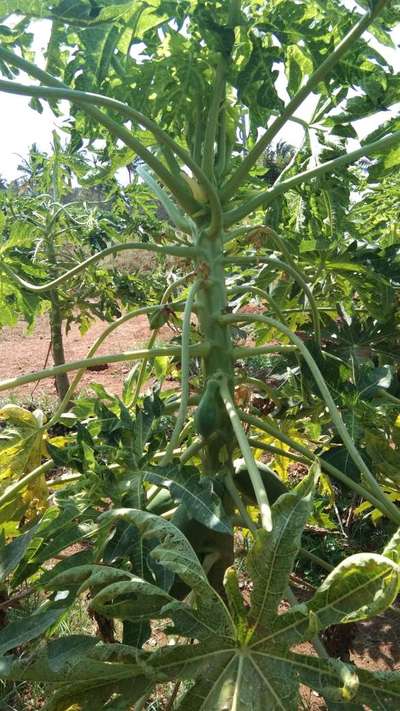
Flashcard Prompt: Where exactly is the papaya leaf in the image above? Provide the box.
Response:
[99,508,233,639]
[0,405,46,480]
[247,468,316,631]
[90,576,173,623]
[0,521,41,582]
[0,605,67,656]
[2,487,400,709]
[144,463,232,534]
[0,405,48,522]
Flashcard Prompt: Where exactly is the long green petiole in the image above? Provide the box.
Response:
[0,461,54,510]
[225,314,400,522]
[0,343,209,394]
[1,242,198,294]
[0,45,222,232]
[223,129,400,226]
[0,77,199,216]
[221,0,389,201]
[161,281,201,465]
[242,411,395,519]
[46,301,186,428]
[131,272,196,409]
[224,255,321,345]
[225,313,400,524]
[217,373,272,531]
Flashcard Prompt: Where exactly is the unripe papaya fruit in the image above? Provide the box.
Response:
[234,462,287,505]
[194,379,223,439]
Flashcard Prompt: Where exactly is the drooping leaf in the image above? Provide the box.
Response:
[144,463,232,534]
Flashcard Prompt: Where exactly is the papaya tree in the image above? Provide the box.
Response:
[0,139,167,401]
[0,0,400,708]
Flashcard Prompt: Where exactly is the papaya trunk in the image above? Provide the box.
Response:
[49,289,70,401]
[46,233,70,402]
[194,227,235,589]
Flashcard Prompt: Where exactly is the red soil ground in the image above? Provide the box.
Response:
[0,314,172,403]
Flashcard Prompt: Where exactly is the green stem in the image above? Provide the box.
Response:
[221,0,389,201]
[223,129,400,226]
[46,301,185,428]
[235,376,281,402]
[230,473,334,573]
[1,242,198,294]
[44,188,70,401]
[234,344,297,357]
[230,313,400,523]
[0,45,222,233]
[131,272,196,409]
[217,373,272,531]
[248,438,308,464]
[376,390,400,406]
[225,471,256,533]
[286,588,329,659]
[202,59,226,181]
[228,285,287,325]
[224,256,321,346]
[161,281,200,464]
[0,344,209,394]
[47,474,81,488]
[180,437,205,464]
[238,402,398,524]
[0,461,54,510]
[215,107,227,179]
[0,77,199,216]
[299,548,333,573]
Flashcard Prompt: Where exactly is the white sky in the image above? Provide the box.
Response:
[0,17,399,181]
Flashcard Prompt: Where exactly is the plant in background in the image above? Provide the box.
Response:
[0,0,399,708]
[0,140,170,400]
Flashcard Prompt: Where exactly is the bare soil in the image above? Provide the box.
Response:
[0,314,172,403]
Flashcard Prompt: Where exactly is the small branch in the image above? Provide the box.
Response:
[243,411,393,516]
[221,0,389,201]
[0,77,199,215]
[224,312,400,524]
[161,281,200,464]
[228,285,287,325]
[1,241,199,294]
[225,254,321,345]
[180,436,205,464]
[286,587,330,659]
[130,272,196,409]
[248,438,308,464]
[223,128,400,226]
[225,470,257,533]
[30,338,52,398]
[0,588,35,610]
[0,45,222,236]
[234,344,297,357]
[0,344,209,395]
[217,373,272,531]
[202,59,226,181]
[46,300,186,428]
[223,254,321,345]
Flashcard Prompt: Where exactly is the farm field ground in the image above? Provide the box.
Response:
[0,314,171,404]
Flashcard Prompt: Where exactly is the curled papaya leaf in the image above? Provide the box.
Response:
[0,405,49,523]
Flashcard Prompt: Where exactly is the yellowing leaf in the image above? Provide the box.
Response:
[0,405,46,480]
[0,405,49,520]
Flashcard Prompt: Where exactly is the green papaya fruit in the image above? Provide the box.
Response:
[194,379,224,439]
[234,461,288,505]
